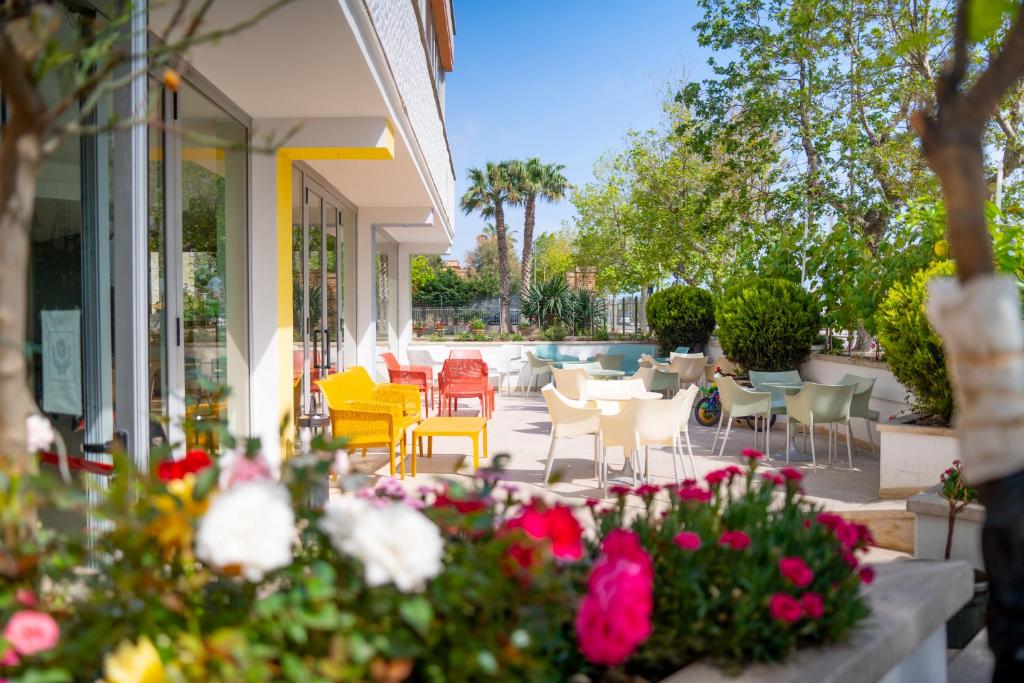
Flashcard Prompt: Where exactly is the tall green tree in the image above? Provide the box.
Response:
[508,157,570,288]
[460,162,517,331]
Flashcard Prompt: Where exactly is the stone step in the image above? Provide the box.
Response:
[821,501,916,554]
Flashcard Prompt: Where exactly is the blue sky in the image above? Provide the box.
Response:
[445,1,713,261]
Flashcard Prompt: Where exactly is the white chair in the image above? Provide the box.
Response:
[669,353,707,388]
[552,366,589,401]
[634,386,700,482]
[479,346,508,391]
[407,345,447,378]
[524,350,553,393]
[541,384,602,486]
[501,344,524,393]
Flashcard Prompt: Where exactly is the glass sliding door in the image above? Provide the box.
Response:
[324,202,340,374]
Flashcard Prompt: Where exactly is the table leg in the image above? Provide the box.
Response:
[428,436,433,457]
[472,434,479,471]
[482,424,488,459]
[400,436,406,480]
[411,433,418,477]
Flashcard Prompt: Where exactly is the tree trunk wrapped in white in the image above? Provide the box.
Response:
[927,274,1024,483]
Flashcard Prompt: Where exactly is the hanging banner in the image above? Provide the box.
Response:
[41,309,82,416]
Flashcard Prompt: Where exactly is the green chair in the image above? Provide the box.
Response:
[715,375,773,459]
[594,353,624,371]
[749,370,802,417]
[837,373,879,455]
[631,366,680,396]
[524,350,553,393]
[784,383,856,469]
[674,346,690,354]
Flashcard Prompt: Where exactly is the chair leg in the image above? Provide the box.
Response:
[764,412,771,461]
[718,416,733,458]
[542,430,558,487]
[864,417,876,455]
[846,423,855,470]
[684,429,696,479]
[785,419,791,466]
[644,446,651,483]
[713,409,724,451]
[593,433,600,481]
[809,417,817,467]
[670,437,680,484]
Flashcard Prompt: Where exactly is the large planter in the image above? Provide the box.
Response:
[907,486,985,571]
[876,419,959,499]
[661,560,973,682]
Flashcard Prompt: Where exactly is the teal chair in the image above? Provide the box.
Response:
[715,375,773,459]
[784,383,856,469]
[837,373,879,454]
[594,353,624,371]
[674,346,690,354]
[749,370,802,417]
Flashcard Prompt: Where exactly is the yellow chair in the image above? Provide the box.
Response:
[318,366,421,418]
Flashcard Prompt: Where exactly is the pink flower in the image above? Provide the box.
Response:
[719,530,750,550]
[505,502,583,562]
[725,465,743,478]
[705,469,729,485]
[3,610,59,656]
[673,531,702,551]
[584,498,600,508]
[609,484,632,496]
[1,647,18,667]
[780,467,803,482]
[779,556,814,588]
[676,486,712,503]
[13,589,36,607]
[769,593,803,623]
[761,472,784,486]
[860,566,876,584]
[218,449,274,489]
[816,512,844,530]
[802,592,825,619]
[635,484,660,497]
[834,522,860,550]
[741,448,764,461]
[575,531,653,666]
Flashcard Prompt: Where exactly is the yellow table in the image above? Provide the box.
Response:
[411,416,488,475]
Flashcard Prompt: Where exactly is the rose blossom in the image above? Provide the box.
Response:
[674,531,702,551]
[769,593,804,623]
[3,610,59,656]
[217,449,274,489]
[25,415,54,453]
[320,496,444,592]
[157,449,211,482]
[802,592,825,619]
[719,530,750,550]
[195,480,295,581]
[779,556,814,588]
[505,502,583,561]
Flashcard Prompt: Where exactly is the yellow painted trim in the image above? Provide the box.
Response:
[274,137,396,457]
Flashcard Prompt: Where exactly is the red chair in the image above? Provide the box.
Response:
[448,349,483,360]
[438,358,495,418]
[380,352,434,417]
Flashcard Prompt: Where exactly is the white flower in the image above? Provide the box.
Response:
[196,481,294,581]
[331,450,351,477]
[26,414,54,453]
[319,496,444,592]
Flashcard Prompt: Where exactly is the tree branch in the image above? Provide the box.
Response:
[963,7,1024,127]
[938,0,970,105]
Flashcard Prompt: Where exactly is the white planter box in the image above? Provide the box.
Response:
[877,421,959,499]
[908,487,986,571]
[661,560,972,682]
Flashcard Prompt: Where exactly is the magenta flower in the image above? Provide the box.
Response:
[673,531,702,551]
[676,486,712,503]
[780,467,804,482]
[3,610,59,656]
[860,566,876,584]
[741,448,764,460]
[779,556,814,588]
[769,593,804,623]
[802,592,825,619]
[719,530,750,550]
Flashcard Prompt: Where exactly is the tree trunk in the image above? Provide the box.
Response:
[521,194,536,290]
[494,201,511,333]
[0,119,42,471]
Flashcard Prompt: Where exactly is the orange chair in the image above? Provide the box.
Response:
[438,358,494,419]
[380,352,433,417]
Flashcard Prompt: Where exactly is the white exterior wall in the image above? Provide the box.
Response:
[361,0,455,226]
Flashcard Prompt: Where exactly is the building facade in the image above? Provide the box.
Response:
[20,0,456,468]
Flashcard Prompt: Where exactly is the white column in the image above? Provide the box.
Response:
[247,149,281,468]
[354,214,377,370]
[397,244,414,363]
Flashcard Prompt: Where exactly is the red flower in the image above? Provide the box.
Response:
[779,556,814,588]
[742,448,764,460]
[762,472,784,486]
[780,467,804,482]
[676,486,712,503]
[673,531,702,551]
[584,498,600,508]
[602,529,653,577]
[769,593,804,623]
[802,592,825,619]
[433,492,487,514]
[725,465,743,477]
[705,469,729,485]
[635,483,660,497]
[860,566,876,584]
[816,512,844,529]
[505,502,583,562]
[609,484,632,496]
[719,530,750,550]
[834,522,860,550]
[507,542,536,570]
[157,449,211,482]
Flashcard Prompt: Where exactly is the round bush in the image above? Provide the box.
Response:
[875,260,954,422]
[716,278,819,371]
[646,285,716,353]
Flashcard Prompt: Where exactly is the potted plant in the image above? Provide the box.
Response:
[939,460,988,648]
[469,317,485,333]
[434,320,445,334]
[413,320,427,337]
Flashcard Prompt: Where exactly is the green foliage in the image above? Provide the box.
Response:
[592,327,610,341]
[532,229,577,281]
[568,288,606,336]
[646,285,716,353]
[541,323,569,341]
[521,275,575,328]
[875,260,955,422]
[716,278,820,371]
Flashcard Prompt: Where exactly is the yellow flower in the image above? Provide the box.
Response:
[100,637,167,683]
[146,474,209,555]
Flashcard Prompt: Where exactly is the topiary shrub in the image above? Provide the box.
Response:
[716,277,820,371]
[875,260,955,423]
[645,285,716,353]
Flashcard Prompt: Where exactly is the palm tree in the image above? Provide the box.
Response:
[509,158,569,289]
[460,162,516,332]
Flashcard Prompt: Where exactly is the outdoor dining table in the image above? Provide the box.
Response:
[763,381,813,463]
[587,368,625,380]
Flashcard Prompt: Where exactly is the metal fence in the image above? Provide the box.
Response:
[602,294,649,336]
[413,303,520,331]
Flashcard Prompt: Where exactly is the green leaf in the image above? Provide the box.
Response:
[968,0,1016,43]
[191,464,219,501]
[400,596,434,637]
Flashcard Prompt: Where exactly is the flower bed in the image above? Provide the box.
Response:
[1,441,875,681]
